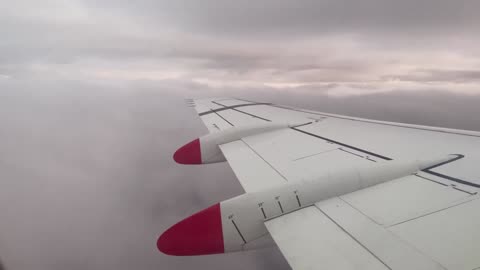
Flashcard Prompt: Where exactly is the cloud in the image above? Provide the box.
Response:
[1,77,480,270]
[81,0,480,37]
[0,81,287,270]
[1,0,480,96]
[385,69,480,83]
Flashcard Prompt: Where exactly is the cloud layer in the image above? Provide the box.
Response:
[1,81,480,270]
[1,0,480,95]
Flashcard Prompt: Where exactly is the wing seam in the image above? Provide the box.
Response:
[338,196,385,226]
[314,203,393,270]
[240,138,289,182]
[387,195,479,228]
[198,102,271,116]
[291,127,393,161]
[210,109,234,126]
[271,104,480,138]
[320,199,449,270]
[212,101,272,122]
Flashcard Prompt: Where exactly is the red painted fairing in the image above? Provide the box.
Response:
[173,138,202,164]
[157,203,224,256]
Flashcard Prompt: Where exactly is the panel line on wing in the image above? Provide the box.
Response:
[387,196,479,228]
[231,107,272,122]
[291,127,393,161]
[270,104,480,138]
[452,186,477,195]
[212,101,272,122]
[423,154,465,170]
[419,154,480,188]
[211,109,234,126]
[198,102,272,116]
[415,173,478,195]
[415,174,449,187]
[314,203,393,270]
[339,148,364,158]
[422,168,480,188]
[241,139,289,182]
[292,148,338,161]
[338,196,384,227]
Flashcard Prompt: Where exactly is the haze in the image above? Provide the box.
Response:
[1,1,479,269]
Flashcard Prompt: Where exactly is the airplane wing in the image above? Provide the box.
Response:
[164,97,480,269]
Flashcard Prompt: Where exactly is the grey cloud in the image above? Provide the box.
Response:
[2,78,480,270]
[2,0,480,93]
[0,80,290,270]
[86,0,480,37]
[385,69,480,83]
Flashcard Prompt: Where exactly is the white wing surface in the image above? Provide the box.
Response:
[186,97,480,269]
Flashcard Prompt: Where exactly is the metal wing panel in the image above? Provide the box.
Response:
[219,140,287,192]
[199,113,234,132]
[238,102,480,187]
[265,206,390,270]
[192,98,274,132]
[389,197,480,270]
[191,98,234,133]
[315,197,446,270]
[241,127,379,182]
[265,196,448,270]
[214,109,266,127]
[340,174,471,227]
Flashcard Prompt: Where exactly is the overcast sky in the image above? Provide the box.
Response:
[1,1,480,270]
[2,0,480,95]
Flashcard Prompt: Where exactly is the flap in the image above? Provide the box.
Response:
[265,198,445,270]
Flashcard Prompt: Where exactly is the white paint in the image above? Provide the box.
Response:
[198,122,303,163]
[219,155,454,253]
[219,141,287,192]
[389,198,480,270]
[315,197,445,270]
[341,174,470,226]
[266,206,389,270]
